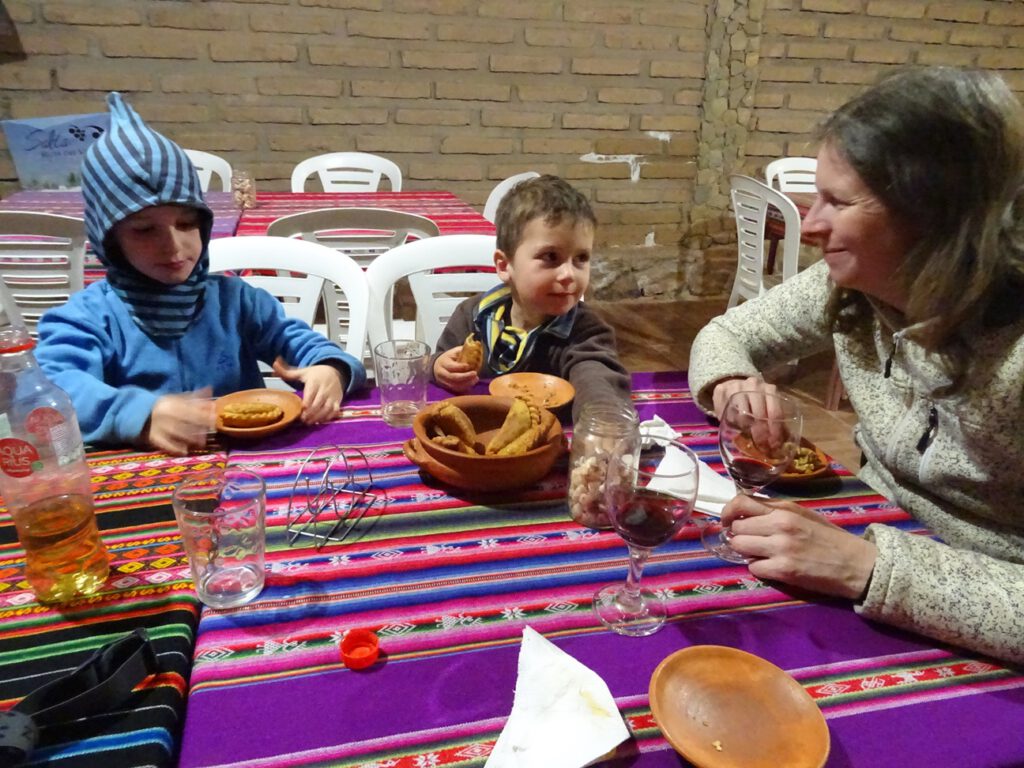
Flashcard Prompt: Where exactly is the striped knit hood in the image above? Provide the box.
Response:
[81,92,213,338]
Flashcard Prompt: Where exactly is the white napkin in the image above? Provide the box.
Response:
[639,417,737,518]
[485,627,630,768]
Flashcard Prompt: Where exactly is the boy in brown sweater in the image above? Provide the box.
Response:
[432,175,631,420]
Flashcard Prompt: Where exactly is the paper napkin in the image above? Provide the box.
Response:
[639,417,737,517]
[638,415,678,449]
[485,627,630,768]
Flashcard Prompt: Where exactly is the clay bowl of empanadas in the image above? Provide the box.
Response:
[404,395,566,492]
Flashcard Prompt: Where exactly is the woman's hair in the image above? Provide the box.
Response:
[821,67,1024,358]
[494,175,596,257]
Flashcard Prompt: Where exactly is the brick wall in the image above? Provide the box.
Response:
[747,0,1024,174]
[0,0,1021,299]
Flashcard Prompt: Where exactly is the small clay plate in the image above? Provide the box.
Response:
[649,645,829,768]
[779,438,831,482]
[489,372,575,410]
[215,389,302,439]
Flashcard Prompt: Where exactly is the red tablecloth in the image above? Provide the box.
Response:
[235,191,496,237]
[177,372,1024,768]
[0,190,243,285]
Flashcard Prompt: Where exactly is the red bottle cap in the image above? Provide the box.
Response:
[340,628,379,670]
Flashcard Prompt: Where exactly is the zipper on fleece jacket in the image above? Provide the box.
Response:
[883,330,905,378]
[882,329,913,467]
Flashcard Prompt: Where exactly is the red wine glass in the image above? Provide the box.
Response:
[594,438,699,637]
[702,390,803,563]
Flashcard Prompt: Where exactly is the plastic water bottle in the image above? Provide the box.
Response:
[0,327,109,603]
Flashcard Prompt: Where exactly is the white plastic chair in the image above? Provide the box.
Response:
[483,171,540,223]
[290,152,402,193]
[727,175,801,309]
[184,149,233,193]
[266,207,439,268]
[765,157,817,194]
[208,236,369,389]
[0,212,86,336]
[365,234,498,354]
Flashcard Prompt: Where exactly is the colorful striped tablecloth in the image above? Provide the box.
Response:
[179,372,1024,768]
[0,448,225,767]
[0,190,242,284]
[234,191,496,237]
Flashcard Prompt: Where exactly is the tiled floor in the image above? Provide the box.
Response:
[589,298,861,471]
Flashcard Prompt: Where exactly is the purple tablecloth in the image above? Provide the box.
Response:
[180,372,1024,768]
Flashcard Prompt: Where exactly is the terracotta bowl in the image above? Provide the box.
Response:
[404,395,566,492]
[649,645,830,768]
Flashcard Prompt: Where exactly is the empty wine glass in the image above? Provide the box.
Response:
[702,390,802,563]
[594,438,699,637]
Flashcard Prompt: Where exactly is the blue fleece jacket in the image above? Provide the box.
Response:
[36,276,366,446]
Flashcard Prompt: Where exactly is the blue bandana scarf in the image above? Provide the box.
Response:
[81,92,213,338]
[472,284,576,373]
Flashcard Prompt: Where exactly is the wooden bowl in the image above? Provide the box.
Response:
[649,645,830,768]
[405,395,566,492]
[489,372,575,410]
[215,389,302,439]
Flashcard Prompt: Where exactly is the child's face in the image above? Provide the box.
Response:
[112,204,203,285]
[495,216,593,327]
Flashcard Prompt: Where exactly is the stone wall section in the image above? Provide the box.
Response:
[0,0,1021,300]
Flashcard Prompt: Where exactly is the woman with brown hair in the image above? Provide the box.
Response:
[689,66,1024,664]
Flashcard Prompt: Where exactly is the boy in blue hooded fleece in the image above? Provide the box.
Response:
[35,93,366,455]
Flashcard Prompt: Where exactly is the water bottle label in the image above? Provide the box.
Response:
[25,407,65,442]
[0,438,41,478]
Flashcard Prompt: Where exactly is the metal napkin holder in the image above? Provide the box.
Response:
[286,445,385,550]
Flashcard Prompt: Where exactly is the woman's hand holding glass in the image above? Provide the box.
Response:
[722,495,878,600]
[703,389,802,563]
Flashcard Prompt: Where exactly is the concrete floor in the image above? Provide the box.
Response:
[589,297,861,471]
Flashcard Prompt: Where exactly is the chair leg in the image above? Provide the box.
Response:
[765,237,779,274]
[824,360,846,411]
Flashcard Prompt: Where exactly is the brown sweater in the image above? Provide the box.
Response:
[432,293,632,421]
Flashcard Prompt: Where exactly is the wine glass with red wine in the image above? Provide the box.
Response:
[594,438,699,637]
[702,390,803,563]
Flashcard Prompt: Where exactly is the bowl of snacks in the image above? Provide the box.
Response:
[403,395,566,492]
[779,439,831,481]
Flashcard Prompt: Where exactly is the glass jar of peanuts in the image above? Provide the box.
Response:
[567,401,640,530]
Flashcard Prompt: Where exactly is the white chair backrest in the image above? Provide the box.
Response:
[727,175,801,309]
[266,207,439,268]
[290,152,402,193]
[765,157,817,194]
[208,236,369,389]
[365,234,498,354]
[0,212,86,337]
[184,149,233,193]
[483,171,541,223]
[0,276,24,329]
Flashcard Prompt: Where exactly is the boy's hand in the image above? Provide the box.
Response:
[144,388,215,456]
[273,357,346,424]
[434,347,479,392]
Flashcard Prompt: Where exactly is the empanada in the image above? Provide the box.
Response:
[486,398,533,454]
[221,402,284,428]
[458,333,483,372]
[432,402,477,446]
[496,425,542,456]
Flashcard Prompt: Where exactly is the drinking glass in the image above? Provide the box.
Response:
[172,468,267,609]
[701,390,802,563]
[594,438,699,637]
[373,339,431,427]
